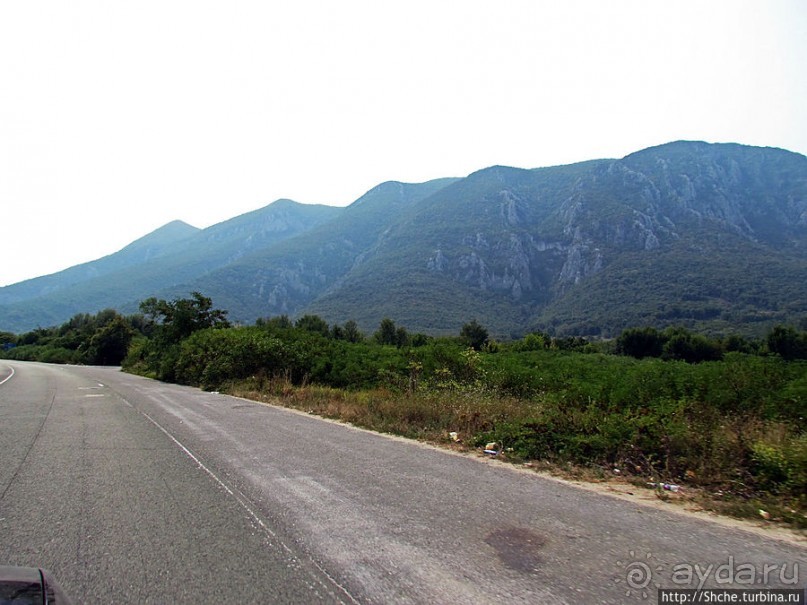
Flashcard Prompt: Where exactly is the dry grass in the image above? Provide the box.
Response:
[224,374,807,532]
[228,373,529,442]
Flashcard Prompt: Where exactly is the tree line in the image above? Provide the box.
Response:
[2,292,806,369]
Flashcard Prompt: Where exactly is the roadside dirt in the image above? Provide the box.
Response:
[460,450,807,548]
[516,465,807,547]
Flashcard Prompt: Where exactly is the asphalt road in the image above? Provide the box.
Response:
[0,361,804,604]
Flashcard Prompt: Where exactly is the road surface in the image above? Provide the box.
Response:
[0,361,804,603]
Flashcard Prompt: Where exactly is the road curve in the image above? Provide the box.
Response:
[0,361,804,604]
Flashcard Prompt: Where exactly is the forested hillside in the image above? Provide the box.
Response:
[2,141,805,337]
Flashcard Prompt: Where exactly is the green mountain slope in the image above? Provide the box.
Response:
[0,200,341,332]
[306,142,807,336]
[179,178,460,321]
[0,220,199,306]
[2,141,805,337]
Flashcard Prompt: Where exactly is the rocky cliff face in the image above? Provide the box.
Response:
[345,141,807,335]
[441,142,807,298]
[618,142,807,245]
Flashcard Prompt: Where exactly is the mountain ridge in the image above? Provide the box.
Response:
[1,141,805,336]
[0,200,341,330]
[0,220,200,306]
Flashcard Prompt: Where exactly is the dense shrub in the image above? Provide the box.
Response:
[175,328,296,388]
[471,350,805,496]
[0,309,134,365]
[751,434,807,495]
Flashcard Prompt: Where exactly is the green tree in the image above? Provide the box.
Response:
[342,320,363,343]
[460,319,489,351]
[723,334,756,354]
[375,318,398,346]
[140,292,229,346]
[258,315,294,330]
[616,327,664,359]
[767,325,807,361]
[295,314,330,336]
[516,332,548,351]
[85,315,135,365]
[395,326,410,348]
[409,333,431,347]
[662,331,722,363]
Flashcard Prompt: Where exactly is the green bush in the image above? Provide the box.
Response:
[751,435,807,495]
[175,327,296,389]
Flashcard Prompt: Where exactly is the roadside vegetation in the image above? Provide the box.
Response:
[2,292,805,528]
[0,308,138,365]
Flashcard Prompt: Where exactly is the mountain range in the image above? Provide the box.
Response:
[2,141,806,337]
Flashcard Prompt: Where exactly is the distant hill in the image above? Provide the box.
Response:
[185,178,461,321]
[0,220,199,307]
[0,200,341,332]
[1,141,805,337]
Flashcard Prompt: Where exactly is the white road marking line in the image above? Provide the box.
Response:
[0,366,15,386]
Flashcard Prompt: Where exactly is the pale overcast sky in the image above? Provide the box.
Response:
[1,1,805,286]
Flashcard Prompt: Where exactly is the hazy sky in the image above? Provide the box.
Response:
[1,1,805,286]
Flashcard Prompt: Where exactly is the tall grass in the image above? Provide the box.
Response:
[230,372,529,441]
[225,353,806,528]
